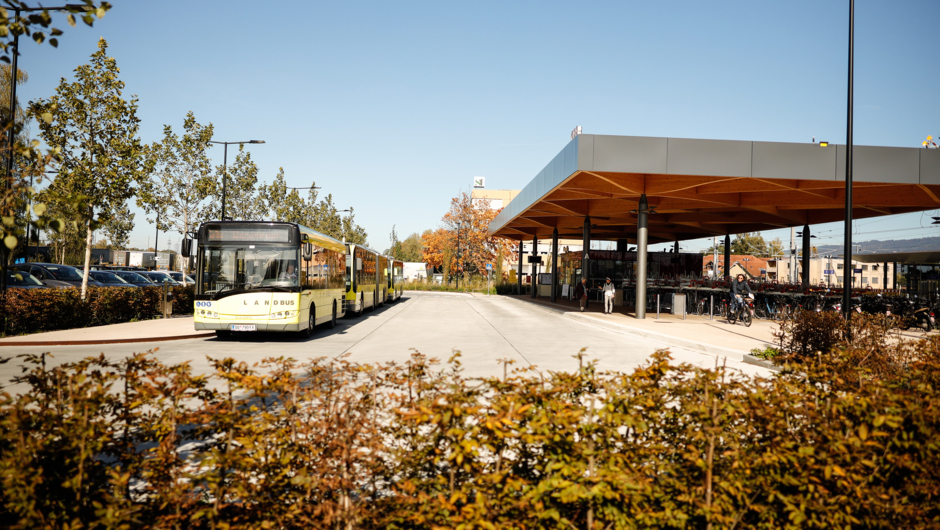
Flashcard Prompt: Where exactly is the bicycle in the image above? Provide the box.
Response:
[727,294,753,327]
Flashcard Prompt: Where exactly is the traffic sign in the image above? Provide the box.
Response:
[824,269,835,275]
[486,263,493,270]
[854,269,863,274]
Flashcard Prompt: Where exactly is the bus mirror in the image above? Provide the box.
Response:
[302,242,313,261]
[181,239,192,258]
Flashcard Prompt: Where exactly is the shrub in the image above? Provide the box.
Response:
[2,337,940,529]
[2,286,168,336]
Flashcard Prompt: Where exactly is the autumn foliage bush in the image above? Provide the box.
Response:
[1,311,939,529]
[1,284,195,336]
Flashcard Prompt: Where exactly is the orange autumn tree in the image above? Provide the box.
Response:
[422,192,516,278]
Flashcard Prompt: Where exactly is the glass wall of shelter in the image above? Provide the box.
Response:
[559,250,704,288]
[903,263,940,301]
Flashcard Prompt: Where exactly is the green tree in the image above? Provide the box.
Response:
[385,224,403,257]
[30,38,145,299]
[1,2,111,289]
[704,232,771,257]
[340,205,368,245]
[138,112,214,282]
[258,168,307,224]
[99,201,132,249]
[399,232,423,262]
[202,145,264,222]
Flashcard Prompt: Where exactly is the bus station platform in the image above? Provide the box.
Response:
[0,316,212,347]
[502,293,781,363]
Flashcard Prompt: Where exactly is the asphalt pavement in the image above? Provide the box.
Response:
[0,291,779,395]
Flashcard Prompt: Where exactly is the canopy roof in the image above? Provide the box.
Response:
[852,251,940,264]
[489,135,940,244]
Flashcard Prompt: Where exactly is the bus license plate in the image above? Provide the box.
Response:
[231,324,256,332]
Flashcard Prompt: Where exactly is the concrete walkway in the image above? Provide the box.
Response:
[502,294,780,364]
[0,316,211,346]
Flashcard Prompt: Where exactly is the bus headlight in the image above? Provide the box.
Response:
[270,310,298,320]
[197,309,220,318]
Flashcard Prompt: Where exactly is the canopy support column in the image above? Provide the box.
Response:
[582,216,591,283]
[517,240,523,294]
[724,234,731,282]
[636,195,649,319]
[802,224,811,289]
[551,228,558,303]
[531,235,537,298]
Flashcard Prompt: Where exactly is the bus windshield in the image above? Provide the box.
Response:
[201,246,300,296]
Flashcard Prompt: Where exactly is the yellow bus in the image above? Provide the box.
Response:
[386,257,404,302]
[345,243,380,315]
[186,221,346,339]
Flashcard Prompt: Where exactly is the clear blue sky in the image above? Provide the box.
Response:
[18,0,940,254]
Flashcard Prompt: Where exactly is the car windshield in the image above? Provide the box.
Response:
[92,272,129,284]
[145,273,178,284]
[7,271,43,286]
[45,266,84,281]
[201,246,299,295]
[117,272,152,283]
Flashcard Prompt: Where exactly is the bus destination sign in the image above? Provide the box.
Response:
[207,227,291,243]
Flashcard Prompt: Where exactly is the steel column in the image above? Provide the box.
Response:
[724,234,731,281]
[636,195,649,319]
[531,235,537,298]
[802,224,810,289]
[551,228,558,302]
[517,240,523,294]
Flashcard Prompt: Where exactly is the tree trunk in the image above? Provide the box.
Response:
[81,209,93,301]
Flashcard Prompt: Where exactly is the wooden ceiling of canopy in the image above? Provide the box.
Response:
[493,172,940,245]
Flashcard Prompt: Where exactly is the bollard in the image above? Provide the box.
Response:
[656,294,660,319]
[710,295,714,320]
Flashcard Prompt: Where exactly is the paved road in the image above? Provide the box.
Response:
[0,292,771,394]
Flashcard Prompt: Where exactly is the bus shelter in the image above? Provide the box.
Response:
[489,134,940,318]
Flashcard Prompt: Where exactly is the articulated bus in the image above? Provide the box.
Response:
[387,258,404,302]
[345,243,382,315]
[186,221,347,339]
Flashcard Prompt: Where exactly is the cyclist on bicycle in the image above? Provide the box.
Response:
[730,273,753,315]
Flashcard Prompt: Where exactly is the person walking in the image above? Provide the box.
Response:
[602,277,616,314]
[574,277,589,312]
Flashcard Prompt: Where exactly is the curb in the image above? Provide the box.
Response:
[501,296,752,362]
[742,353,781,372]
[403,290,473,297]
[0,332,216,347]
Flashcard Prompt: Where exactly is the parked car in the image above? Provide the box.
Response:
[89,270,140,288]
[113,271,158,287]
[168,271,196,284]
[6,269,48,289]
[138,271,180,286]
[26,263,105,289]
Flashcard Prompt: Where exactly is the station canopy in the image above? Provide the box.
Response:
[489,135,940,244]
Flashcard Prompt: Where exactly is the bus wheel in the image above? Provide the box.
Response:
[302,305,316,339]
[215,330,231,340]
[330,301,337,328]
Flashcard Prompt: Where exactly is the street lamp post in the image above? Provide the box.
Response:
[208,140,265,220]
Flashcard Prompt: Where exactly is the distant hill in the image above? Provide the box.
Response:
[815,236,940,256]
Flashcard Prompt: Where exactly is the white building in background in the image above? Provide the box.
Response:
[403,262,428,281]
[471,185,583,282]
